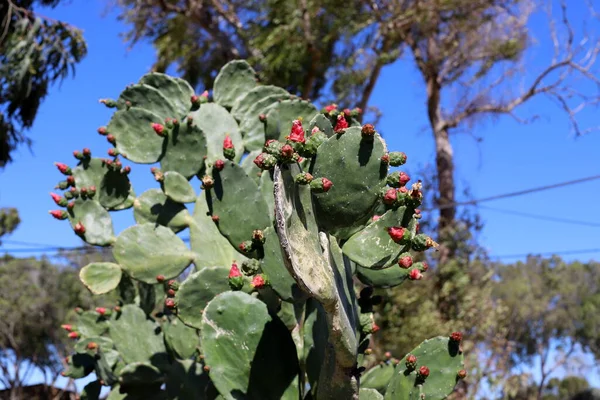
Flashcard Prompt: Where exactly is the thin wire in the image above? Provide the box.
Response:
[424,174,600,211]
[491,248,600,259]
[478,205,600,228]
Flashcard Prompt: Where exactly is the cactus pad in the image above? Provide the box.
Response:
[79,262,122,294]
[162,171,196,203]
[138,73,194,116]
[68,199,115,246]
[107,108,165,163]
[163,318,198,360]
[191,103,243,164]
[159,122,208,178]
[119,84,179,120]
[133,189,190,233]
[212,60,258,108]
[231,85,288,122]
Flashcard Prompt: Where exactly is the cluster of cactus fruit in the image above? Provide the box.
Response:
[50,60,465,399]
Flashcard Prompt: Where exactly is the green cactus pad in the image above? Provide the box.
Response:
[113,223,195,284]
[79,262,122,295]
[81,380,102,400]
[237,95,283,151]
[212,60,258,108]
[303,299,328,397]
[109,305,169,367]
[231,85,289,121]
[361,363,396,395]
[163,318,198,360]
[162,171,196,203]
[264,99,319,142]
[118,84,179,120]
[75,310,109,337]
[259,171,275,219]
[133,189,190,233]
[191,103,244,164]
[74,336,114,355]
[206,161,271,252]
[384,336,464,400]
[240,150,262,184]
[99,169,131,209]
[120,362,164,386]
[175,265,234,329]
[310,126,387,239]
[273,164,335,303]
[107,108,166,163]
[139,73,194,116]
[360,388,385,400]
[159,122,208,178]
[356,265,410,288]
[68,199,115,246]
[189,191,241,268]
[109,190,136,211]
[200,291,300,400]
[260,227,304,302]
[342,207,411,269]
[166,360,217,400]
[308,113,334,137]
[63,353,94,379]
[106,386,127,400]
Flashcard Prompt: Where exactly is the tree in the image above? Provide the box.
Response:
[0,0,87,167]
[114,1,600,249]
[0,208,20,241]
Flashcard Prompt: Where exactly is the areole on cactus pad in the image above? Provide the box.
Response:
[51,60,462,400]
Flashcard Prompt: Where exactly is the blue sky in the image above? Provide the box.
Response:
[0,0,599,393]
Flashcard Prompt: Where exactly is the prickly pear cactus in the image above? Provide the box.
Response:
[51,61,464,400]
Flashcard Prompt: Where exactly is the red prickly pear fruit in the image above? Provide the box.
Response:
[388,226,410,244]
[280,144,294,159]
[87,186,96,197]
[211,215,220,223]
[55,162,72,175]
[371,323,380,333]
[372,215,381,222]
[361,124,376,138]
[165,298,176,309]
[251,274,267,289]
[398,254,413,269]
[288,120,306,143]
[68,331,80,339]
[294,172,313,185]
[405,354,417,369]
[381,154,390,165]
[343,108,352,117]
[87,342,98,350]
[108,148,118,157]
[252,229,266,245]
[83,148,91,157]
[167,289,176,297]
[398,172,410,186]
[73,150,83,160]
[323,104,337,113]
[156,275,165,283]
[353,107,363,115]
[50,193,67,207]
[114,306,121,313]
[450,331,463,342]
[310,177,333,193]
[74,222,85,236]
[61,324,73,332]
[389,151,407,166]
[201,175,214,189]
[168,280,179,290]
[421,262,429,271]
[408,268,422,280]
[228,263,244,290]
[214,159,225,171]
[223,135,236,160]
[334,114,348,133]
[322,178,333,192]
[259,113,267,122]
[203,365,211,372]
[191,95,201,107]
[384,351,392,360]
[152,123,165,136]
[95,307,106,315]
[97,126,107,135]
[238,240,253,253]
[457,369,467,379]
[417,366,430,379]
[67,175,75,185]
[122,166,131,174]
[187,115,194,125]
[49,210,69,220]
[383,188,397,205]
[106,134,116,144]
[253,153,277,170]
[200,90,209,102]
[263,139,283,155]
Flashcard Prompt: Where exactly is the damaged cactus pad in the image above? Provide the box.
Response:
[52,60,462,400]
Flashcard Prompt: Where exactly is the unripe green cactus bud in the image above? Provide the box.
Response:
[294,172,313,184]
[64,191,74,200]
[310,177,333,193]
[223,135,236,160]
[56,180,69,190]
[411,234,438,251]
[253,153,277,170]
[74,307,83,314]
[49,210,68,220]
[73,150,83,160]
[164,118,174,129]
[405,354,417,370]
[50,192,68,207]
[87,186,96,198]
[388,151,407,166]
[263,139,283,156]
[54,162,72,175]
[228,263,244,291]
[301,129,327,157]
[99,98,118,108]
[364,348,373,355]
[241,259,260,276]
[239,240,254,254]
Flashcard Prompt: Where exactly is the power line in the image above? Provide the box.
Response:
[425,174,600,211]
[491,248,600,259]
[478,205,600,228]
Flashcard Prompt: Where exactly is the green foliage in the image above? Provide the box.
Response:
[50,60,465,399]
[0,0,87,166]
[0,207,20,238]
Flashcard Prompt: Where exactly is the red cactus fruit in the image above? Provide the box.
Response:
[50,193,67,207]
[388,227,408,243]
[156,275,165,283]
[167,289,176,297]
[228,264,242,279]
[223,135,234,149]
[97,126,107,135]
[383,188,397,205]
[288,120,306,143]
[108,148,118,157]
[384,351,392,359]
[251,274,266,289]
[280,144,294,158]
[68,331,79,339]
[324,104,337,113]
[259,113,267,122]
[211,215,220,223]
[106,134,116,144]
[422,262,429,271]
[61,324,73,332]
[165,298,176,309]
[418,366,430,379]
[152,123,165,136]
[334,114,348,133]
[372,215,381,222]
[73,150,82,159]
[405,354,417,369]
[398,172,410,186]
[371,323,380,333]
[114,306,121,313]
[398,255,413,269]
[450,331,463,342]
[457,369,467,379]
[87,342,98,350]
[54,162,72,175]
[408,268,422,280]
[381,154,390,164]
[214,159,225,171]
[74,222,85,235]
[362,124,376,137]
[322,178,333,192]
[95,307,106,315]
